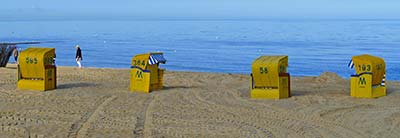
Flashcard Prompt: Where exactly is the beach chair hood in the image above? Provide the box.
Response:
[252,56,288,87]
[351,54,385,86]
[19,48,56,79]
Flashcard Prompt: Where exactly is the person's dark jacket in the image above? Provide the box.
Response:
[76,48,82,60]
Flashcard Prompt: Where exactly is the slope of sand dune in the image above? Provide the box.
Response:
[1,64,400,138]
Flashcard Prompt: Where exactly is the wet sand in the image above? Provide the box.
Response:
[1,64,400,138]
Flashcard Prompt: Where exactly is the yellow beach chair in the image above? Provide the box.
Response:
[17,47,56,91]
[250,56,290,99]
[349,54,386,98]
[130,52,166,93]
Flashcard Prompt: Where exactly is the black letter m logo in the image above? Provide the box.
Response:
[359,77,367,85]
[136,70,143,78]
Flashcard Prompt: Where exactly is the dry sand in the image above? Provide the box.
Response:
[1,64,400,138]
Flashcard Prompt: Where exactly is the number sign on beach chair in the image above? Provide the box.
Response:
[250,56,290,99]
[17,47,56,91]
[130,52,166,93]
[349,54,386,98]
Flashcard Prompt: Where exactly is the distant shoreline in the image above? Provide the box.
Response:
[6,63,395,81]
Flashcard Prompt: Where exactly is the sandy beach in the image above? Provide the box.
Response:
[1,64,400,138]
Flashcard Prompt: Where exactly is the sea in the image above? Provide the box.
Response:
[1,19,400,80]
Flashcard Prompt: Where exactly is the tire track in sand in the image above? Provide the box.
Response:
[133,95,154,138]
[67,95,116,138]
[189,82,367,138]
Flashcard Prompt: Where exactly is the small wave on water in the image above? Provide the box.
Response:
[1,20,400,80]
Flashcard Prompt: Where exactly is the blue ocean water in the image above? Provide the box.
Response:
[1,20,400,80]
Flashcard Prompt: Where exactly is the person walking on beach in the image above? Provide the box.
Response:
[13,47,18,63]
[75,45,83,68]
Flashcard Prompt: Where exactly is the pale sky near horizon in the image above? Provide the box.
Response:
[1,0,400,20]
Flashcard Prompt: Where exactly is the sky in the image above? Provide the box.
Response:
[1,0,400,20]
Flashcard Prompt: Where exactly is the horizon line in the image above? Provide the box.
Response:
[1,17,400,22]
